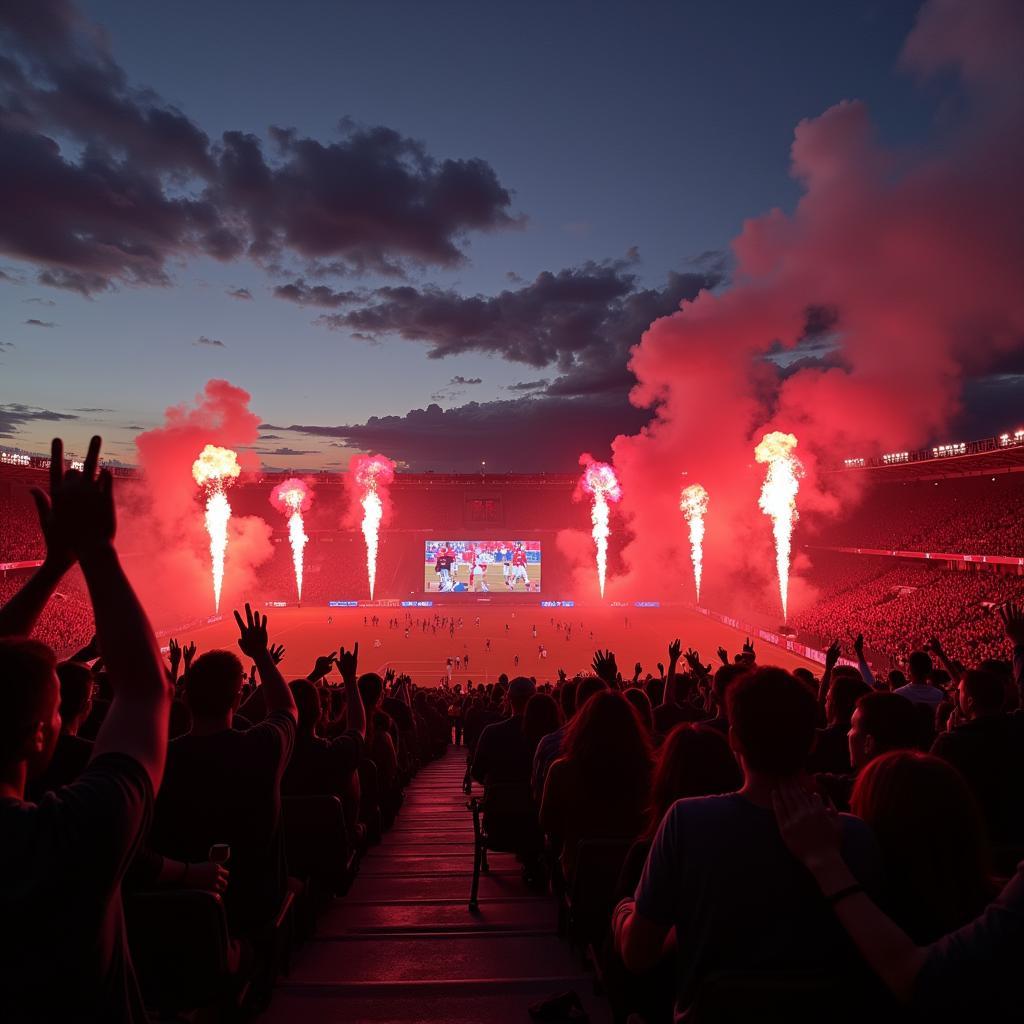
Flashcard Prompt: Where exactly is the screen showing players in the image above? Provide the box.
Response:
[425,540,541,593]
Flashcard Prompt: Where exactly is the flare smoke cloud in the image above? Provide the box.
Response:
[606,0,1024,614]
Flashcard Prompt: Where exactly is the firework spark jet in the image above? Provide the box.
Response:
[351,455,396,600]
[191,444,241,612]
[578,455,621,598]
[271,478,311,601]
[679,483,709,603]
[755,432,803,620]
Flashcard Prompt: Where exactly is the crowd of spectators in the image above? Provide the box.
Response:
[0,438,457,1021]
[794,554,1024,668]
[813,474,1024,557]
[3,437,1024,1022]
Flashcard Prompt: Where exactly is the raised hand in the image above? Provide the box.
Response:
[309,651,337,682]
[772,781,841,868]
[668,638,682,664]
[825,640,841,671]
[183,640,197,669]
[853,633,865,658]
[716,646,729,666]
[633,661,643,679]
[384,667,396,685]
[591,649,618,685]
[168,638,182,673]
[743,636,755,655]
[234,603,269,658]
[33,436,115,567]
[269,643,286,665]
[684,647,710,676]
[557,667,567,683]
[336,643,359,684]
[998,601,1024,646]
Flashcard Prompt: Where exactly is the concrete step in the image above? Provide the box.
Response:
[262,981,612,1024]
[287,933,587,986]
[315,898,557,934]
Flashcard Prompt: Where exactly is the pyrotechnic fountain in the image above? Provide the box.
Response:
[191,444,241,612]
[754,431,802,620]
[579,456,621,598]
[270,478,311,601]
[352,455,396,600]
[679,482,709,603]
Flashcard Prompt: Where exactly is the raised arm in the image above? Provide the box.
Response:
[853,634,877,688]
[234,604,297,721]
[336,644,365,740]
[997,601,1024,703]
[773,782,926,1002]
[51,437,172,791]
[818,640,841,716]
[0,439,77,638]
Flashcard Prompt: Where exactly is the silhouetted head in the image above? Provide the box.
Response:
[507,676,535,714]
[959,668,1004,719]
[848,691,918,771]
[0,639,61,782]
[358,673,384,710]
[623,688,653,733]
[851,751,992,940]
[907,651,933,683]
[185,649,244,720]
[727,668,817,779]
[565,689,652,800]
[56,660,94,735]
[523,692,561,753]
[290,678,322,733]
[713,663,750,717]
[647,723,741,837]
[826,669,871,726]
[574,675,606,715]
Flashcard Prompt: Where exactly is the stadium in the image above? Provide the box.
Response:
[4,2,1024,1022]
[4,426,1023,683]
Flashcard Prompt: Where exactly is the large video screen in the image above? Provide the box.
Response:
[425,540,541,593]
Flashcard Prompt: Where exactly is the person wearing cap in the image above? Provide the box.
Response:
[470,676,536,786]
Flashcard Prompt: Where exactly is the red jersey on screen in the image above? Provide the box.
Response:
[512,551,527,566]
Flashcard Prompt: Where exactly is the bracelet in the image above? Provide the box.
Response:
[826,883,863,907]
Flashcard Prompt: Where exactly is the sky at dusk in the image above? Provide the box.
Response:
[1,0,1019,471]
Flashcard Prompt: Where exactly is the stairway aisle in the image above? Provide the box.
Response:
[263,746,610,1023]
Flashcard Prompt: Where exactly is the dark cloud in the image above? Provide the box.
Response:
[24,318,56,327]
[258,433,282,440]
[0,341,14,350]
[0,3,517,294]
[253,446,319,456]
[24,296,56,306]
[273,280,361,307]
[285,393,650,472]
[449,375,482,385]
[316,257,725,397]
[0,402,77,439]
[506,379,549,391]
[194,335,225,347]
[71,406,113,412]
[955,374,1024,439]
[226,287,252,300]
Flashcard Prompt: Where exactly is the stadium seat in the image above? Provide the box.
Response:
[561,837,633,953]
[468,781,540,909]
[124,889,250,1017]
[282,794,356,900]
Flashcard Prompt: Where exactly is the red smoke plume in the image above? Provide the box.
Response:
[121,380,272,622]
[609,0,1024,614]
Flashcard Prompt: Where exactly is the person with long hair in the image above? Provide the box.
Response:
[540,690,652,883]
[615,722,742,903]
[850,750,996,942]
[522,692,561,757]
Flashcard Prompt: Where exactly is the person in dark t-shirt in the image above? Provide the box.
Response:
[0,435,172,1023]
[151,609,300,935]
[614,668,883,1020]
